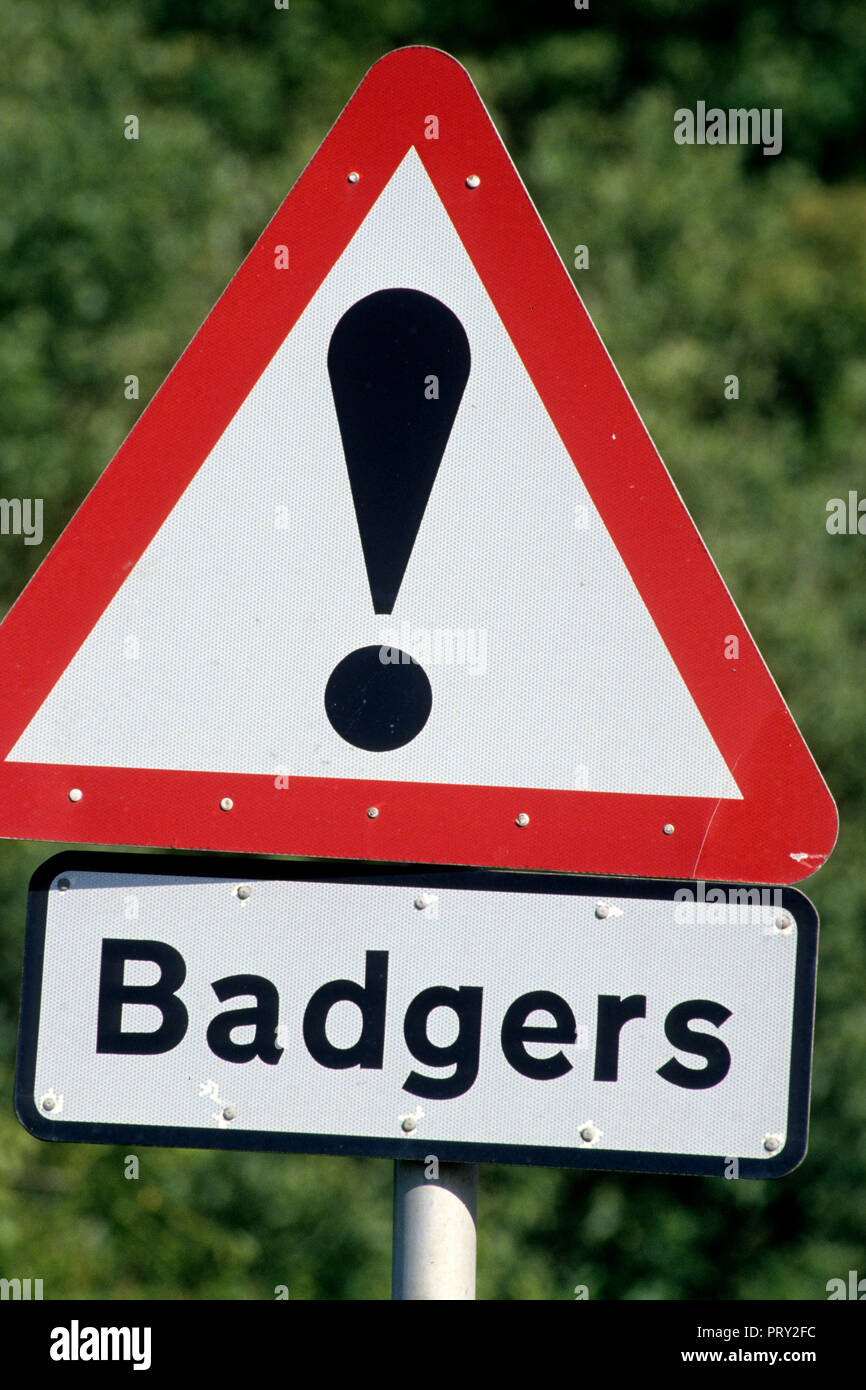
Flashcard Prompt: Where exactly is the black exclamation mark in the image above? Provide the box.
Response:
[324,288,470,751]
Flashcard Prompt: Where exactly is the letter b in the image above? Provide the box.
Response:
[96,939,188,1054]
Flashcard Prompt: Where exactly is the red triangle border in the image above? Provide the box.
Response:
[0,47,837,884]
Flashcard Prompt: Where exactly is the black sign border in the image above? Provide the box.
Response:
[15,850,818,1178]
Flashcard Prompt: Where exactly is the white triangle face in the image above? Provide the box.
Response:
[9,150,740,799]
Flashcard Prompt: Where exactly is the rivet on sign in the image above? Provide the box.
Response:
[347,171,360,183]
[774,913,793,933]
[222,1106,236,1122]
[42,1094,56,1112]
[763,1133,782,1153]
[401,1116,417,1133]
[465,174,481,188]
[236,885,251,901]
[57,878,71,892]
[595,903,610,920]
[415,892,437,910]
[367,806,379,819]
[663,823,675,835]
[68,788,83,803]
[579,1123,601,1144]
[220,797,233,812]
[515,812,530,827]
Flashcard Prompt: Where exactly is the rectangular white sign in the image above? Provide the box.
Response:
[16,855,817,1176]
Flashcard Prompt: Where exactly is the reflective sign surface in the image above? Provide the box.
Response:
[16,854,817,1176]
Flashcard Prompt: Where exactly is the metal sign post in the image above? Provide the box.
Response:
[392,1160,477,1300]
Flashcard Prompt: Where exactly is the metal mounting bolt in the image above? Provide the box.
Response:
[68,788,83,803]
[763,1133,782,1153]
[57,878,70,892]
[579,1123,601,1144]
[401,1116,417,1133]
[220,797,233,812]
[367,806,379,819]
[236,885,251,901]
[595,903,610,920]
[774,913,793,933]
[347,171,360,183]
[41,1094,56,1112]
[515,812,530,827]
[414,892,437,910]
[663,823,675,835]
[465,174,481,188]
[222,1106,236,1122]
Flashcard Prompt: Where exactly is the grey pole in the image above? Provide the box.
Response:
[392,1159,478,1300]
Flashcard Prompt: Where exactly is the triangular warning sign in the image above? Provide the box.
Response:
[0,47,836,883]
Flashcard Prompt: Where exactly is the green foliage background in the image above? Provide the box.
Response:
[1,0,864,1299]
